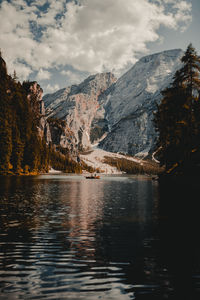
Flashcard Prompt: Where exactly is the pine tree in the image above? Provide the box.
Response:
[154,44,200,175]
[40,136,49,172]
[0,119,12,172]
[0,53,13,173]
[11,124,24,173]
[0,52,80,175]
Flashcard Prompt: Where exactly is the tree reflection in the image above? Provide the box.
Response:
[1,175,199,299]
[156,178,200,299]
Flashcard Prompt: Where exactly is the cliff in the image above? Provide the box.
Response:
[43,49,184,156]
[44,72,117,151]
[100,49,183,155]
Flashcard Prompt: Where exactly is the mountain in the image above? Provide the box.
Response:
[0,52,51,174]
[100,49,183,155]
[43,49,183,156]
[44,72,116,151]
[26,81,52,143]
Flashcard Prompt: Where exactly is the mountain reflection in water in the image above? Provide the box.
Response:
[0,175,200,299]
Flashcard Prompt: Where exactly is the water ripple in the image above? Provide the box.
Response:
[1,175,200,299]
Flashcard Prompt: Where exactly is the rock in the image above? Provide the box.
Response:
[44,72,116,150]
[43,49,183,156]
[27,81,52,143]
[100,49,183,155]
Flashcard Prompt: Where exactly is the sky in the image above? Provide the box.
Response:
[0,0,199,95]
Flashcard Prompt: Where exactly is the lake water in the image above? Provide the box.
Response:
[0,174,200,299]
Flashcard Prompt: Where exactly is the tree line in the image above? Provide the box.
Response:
[154,44,200,176]
[1,44,200,176]
[0,52,81,175]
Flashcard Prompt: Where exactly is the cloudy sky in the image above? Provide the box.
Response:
[0,0,199,94]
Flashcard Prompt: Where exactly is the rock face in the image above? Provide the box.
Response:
[43,49,183,155]
[27,82,52,143]
[100,49,183,155]
[44,73,117,150]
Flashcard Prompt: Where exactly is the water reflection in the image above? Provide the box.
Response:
[0,175,200,299]
[154,178,200,300]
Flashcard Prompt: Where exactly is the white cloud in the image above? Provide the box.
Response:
[0,0,192,80]
[37,0,66,26]
[36,68,51,80]
[61,69,85,85]
[45,83,60,94]
[0,0,37,77]
[173,1,192,31]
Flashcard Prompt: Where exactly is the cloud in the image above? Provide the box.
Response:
[36,68,51,80]
[45,83,60,94]
[0,0,192,80]
[61,69,85,85]
[173,1,192,31]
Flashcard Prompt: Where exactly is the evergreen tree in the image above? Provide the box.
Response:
[0,119,12,172]
[40,136,49,172]
[23,129,41,172]
[154,44,200,175]
[0,53,13,173]
[11,124,24,173]
[0,52,80,175]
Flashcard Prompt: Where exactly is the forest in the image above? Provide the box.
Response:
[0,52,81,175]
[1,44,200,176]
[154,44,200,176]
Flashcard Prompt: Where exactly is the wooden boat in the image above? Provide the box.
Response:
[85,174,100,179]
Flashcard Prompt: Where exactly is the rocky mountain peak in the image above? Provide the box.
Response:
[43,49,184,156]
[24,81,51,143]
[71,72,116,96]
[104,49,183,128]
[43,72,117,150]
[100,49,183,155]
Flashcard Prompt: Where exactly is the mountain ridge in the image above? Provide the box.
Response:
[43,48,184,156]
[44,72,117,150]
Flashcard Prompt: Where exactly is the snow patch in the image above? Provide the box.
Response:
[146,79,158,93]
[85,131,90,141]
[104,94,111,106]
[49,168,62,174]
[80,147,143,174]
[152,150,160,164]
[91,132,108,147]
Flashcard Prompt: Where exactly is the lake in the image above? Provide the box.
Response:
[0,174,200,299]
